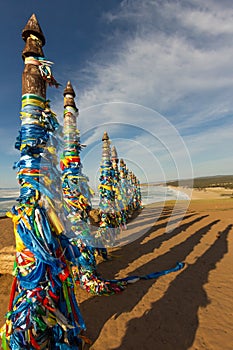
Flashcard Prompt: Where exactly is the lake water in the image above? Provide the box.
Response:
[0,188,19,217]
[0,185,190,217]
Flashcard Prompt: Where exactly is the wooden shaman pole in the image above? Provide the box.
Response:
[125,164,135,217]
[132,173,142,210]
[136,176,142,209]
[127,170,136,214]
[60,81,96,288]
[0,14,86,349]
[95,132,120,259]
[119,158,131,221]
[61,84,126,296]
[126,171,142,218]
[61,81,93,234]
[111,145,127,229]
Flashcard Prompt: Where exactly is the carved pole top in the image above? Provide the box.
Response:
[102,131,109,141]
[112,145,118,159]
[63,81,76,97]
[63,81,77,108]
[120,158,125,166]
[22,13,45,45]
[22,14,45,59]
[21,13,46,97]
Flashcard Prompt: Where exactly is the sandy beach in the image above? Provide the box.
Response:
[0,190,233,349]
[169,185,233,201]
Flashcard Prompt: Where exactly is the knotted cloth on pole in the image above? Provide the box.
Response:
[0,14,86,350]
[60,83,127,295]
[111,145,128,229]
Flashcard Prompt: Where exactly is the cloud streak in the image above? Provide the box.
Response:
[72,0,233,179]
[2,1,232,187]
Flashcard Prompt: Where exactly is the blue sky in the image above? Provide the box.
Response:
[0,0,232,188]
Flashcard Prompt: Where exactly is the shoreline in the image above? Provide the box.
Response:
[0,197,233,349]
[167,185,233,201]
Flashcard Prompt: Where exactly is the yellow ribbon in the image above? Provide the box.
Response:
[47,207,64,235]
[21,98,45,109]
[98,184,112,191]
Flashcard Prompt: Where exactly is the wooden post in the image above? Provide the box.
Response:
[0,15,86,349]
[111,145,128,228]
[22,14,46,97]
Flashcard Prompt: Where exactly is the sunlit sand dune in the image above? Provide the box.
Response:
[0,196,232,349]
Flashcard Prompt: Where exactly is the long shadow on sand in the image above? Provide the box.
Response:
[125,210,195,231]
[127,204,196,228]
[119,212,198,245]
[99,212,209,279]
[112,223,232,350]
[80,216,221,347]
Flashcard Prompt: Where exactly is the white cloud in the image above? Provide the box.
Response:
[184,122,233,157]
[174,1,233,36]
[13,0,229,187]
[77,1,233,123]
[66,0,233,179]
[106,0,233,37]
[0,128,18,156]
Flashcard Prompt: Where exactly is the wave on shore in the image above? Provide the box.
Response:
[0,186,190,217]
[0,188,19,217]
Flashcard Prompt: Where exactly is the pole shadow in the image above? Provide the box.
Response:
[99,214,209,279]
[80,218,220,346]
[112,224,232,350]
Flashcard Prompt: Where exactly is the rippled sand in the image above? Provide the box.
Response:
[0,197,233,349]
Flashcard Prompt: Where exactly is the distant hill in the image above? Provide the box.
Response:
[166,175,233,189]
